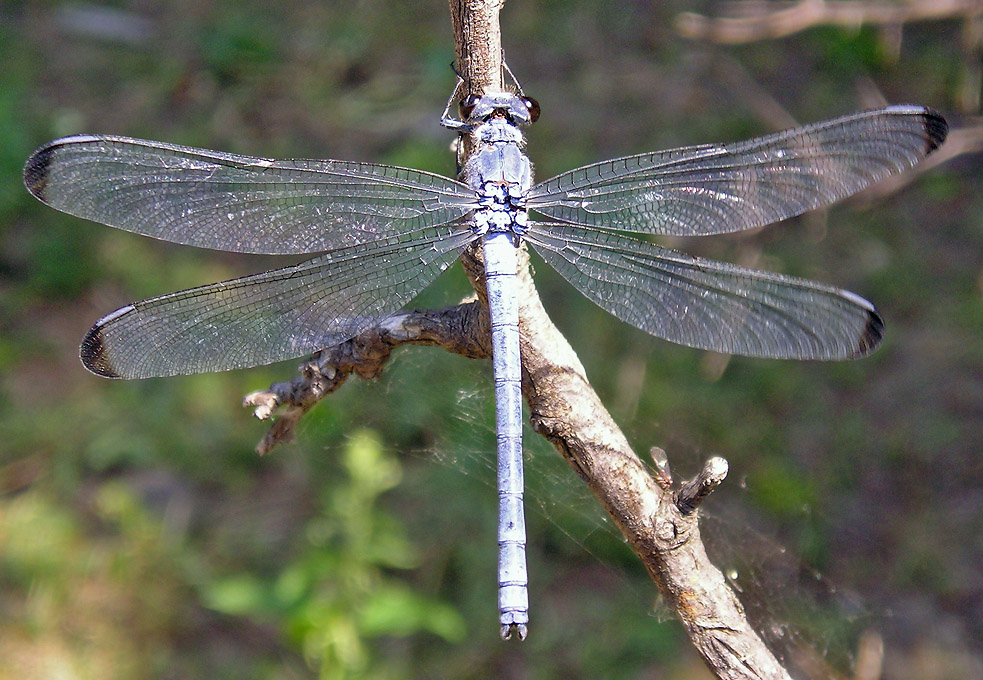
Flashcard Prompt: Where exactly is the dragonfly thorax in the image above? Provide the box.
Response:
[474,117,525,145]
[472,180,528,238]
[461,103,534,242]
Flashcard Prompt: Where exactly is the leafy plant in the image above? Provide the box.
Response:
[203,430,464,679]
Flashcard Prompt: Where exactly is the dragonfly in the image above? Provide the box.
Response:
[23,72,947,640]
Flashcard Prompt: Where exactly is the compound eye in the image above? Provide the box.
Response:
[459,94,481,120]
[521,96,540,123]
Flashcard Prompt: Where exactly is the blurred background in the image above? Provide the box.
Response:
[2,0,981,678]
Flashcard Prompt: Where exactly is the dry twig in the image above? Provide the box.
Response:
[676,0,983,44]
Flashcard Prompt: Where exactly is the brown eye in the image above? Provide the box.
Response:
[521,96,540,123]
[459,94,481,119]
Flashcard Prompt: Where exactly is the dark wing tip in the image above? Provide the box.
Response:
[80,311,130,379]
[24,136,106,202]
[23,142,58,202]
[81,325,122,378]
[921,108,949,154]
[849,308,885,359]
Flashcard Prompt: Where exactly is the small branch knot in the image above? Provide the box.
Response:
[676,456,729,515]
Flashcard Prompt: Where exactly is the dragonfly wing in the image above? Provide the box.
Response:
[526,223,882,360]
[25,135,477,255]
[82,228,477,378]
[528,106,946,236]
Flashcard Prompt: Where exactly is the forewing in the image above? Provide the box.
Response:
[24,135,477,254]
[528,106,947,236]
[82,228,477,378]
[526,224,882,360]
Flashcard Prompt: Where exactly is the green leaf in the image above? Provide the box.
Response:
[359,583,466,642]
[203,574,267,615]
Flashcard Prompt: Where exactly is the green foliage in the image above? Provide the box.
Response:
[198,9,281,86]
[27,219,97,296]
[202,431,464,679]
[0,485,187,679]
[809,26,894,76]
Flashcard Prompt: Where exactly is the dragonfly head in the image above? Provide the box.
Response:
[459,92,540,127]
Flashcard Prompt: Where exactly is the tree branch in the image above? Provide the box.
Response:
[245,1,793,677]
[676,0,983,44]
[244,301,488,455]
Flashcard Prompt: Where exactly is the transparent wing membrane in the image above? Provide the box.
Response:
[25,135,478,255]
[526,224,883,360]
[82,228,476,378]
[529,106,946,236]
